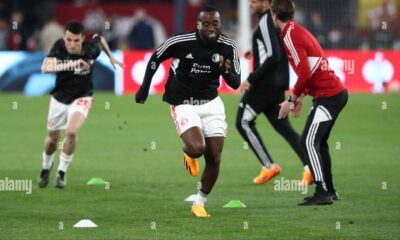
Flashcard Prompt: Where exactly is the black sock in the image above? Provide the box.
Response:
[315,181,328,195]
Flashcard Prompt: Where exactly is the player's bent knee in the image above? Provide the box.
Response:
[47,131,60,144]
[235,118,245,132]
[49,138,59,145]
[186,142,206,158]
[241,118,255,129]
[65,129,78,140]
[48,135,59,143]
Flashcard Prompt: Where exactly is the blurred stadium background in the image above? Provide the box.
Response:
[0,0,399,95]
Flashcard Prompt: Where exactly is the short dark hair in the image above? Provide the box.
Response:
[65,20,85,34]
[198,5,219,18]
[271,0,295,22]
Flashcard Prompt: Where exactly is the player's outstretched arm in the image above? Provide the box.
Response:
[135,52,160,104]
[93,34,123,69]
[135,35,177,104]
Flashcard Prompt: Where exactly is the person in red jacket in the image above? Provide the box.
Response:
[271,0,348,205]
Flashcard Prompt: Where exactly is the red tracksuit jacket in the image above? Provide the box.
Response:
[280,20,345,98]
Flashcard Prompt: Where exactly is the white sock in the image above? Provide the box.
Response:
[304,165,310,171]
[42,151,54,170]
[57,152,73,173]
[194,190,208,206]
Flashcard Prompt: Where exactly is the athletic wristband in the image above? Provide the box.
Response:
[287,96,295,110]
[287,95,296,103]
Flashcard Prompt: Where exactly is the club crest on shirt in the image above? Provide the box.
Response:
[180,117,188,126]
[47,119,55,127]
[212,53,220,63]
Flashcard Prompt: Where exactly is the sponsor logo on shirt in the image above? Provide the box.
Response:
[190,63,212,74]
[212,53,220,63]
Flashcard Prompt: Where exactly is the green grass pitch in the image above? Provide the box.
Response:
[0,93,399,240]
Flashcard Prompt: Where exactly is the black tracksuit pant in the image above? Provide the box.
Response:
[300,90,348,194]
[236,90,307,168]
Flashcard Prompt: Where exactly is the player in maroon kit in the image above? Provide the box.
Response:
[271,0,348,205]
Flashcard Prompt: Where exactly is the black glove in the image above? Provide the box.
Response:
[135,87,149,104]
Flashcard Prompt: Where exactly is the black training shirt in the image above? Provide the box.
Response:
[140,31,241,105]
[47,36,101,104]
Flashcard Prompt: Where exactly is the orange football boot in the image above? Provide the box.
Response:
[299,169,313,186]
[191,205,210,217]
[183,152,199,177]
[253,164,281,185]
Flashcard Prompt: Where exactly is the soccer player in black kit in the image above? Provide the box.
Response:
[136,6,240,217]
[38,20,123,189]
[236,0,311,185]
